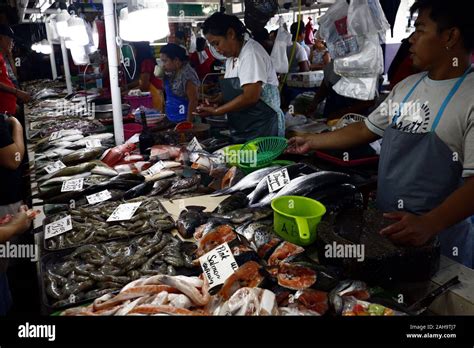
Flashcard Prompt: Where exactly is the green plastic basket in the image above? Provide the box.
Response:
[238,137,288,168]
[239,160,295,174]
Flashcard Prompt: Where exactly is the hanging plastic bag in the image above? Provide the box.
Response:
[189,30,197,54]
[347,0,390,43]
[305,17,315,45]
[333,34,384,77]
[270,19,292,74]
[332,75,379,101]
[318,0,360,59]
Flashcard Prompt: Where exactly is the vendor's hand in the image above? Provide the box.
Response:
[16,90,32,103]
[285,136,313,155]
[194,104,218,117]
[380,212,440,246]
[7,206,34,235]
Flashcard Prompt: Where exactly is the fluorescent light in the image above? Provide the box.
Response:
[150,42,167,46]
[119,0,169,42]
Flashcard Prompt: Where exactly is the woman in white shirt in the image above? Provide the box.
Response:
[195,12,285,142]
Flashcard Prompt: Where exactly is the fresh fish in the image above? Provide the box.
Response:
[237,221,274,251]
[329,280,370,315]
[54,134,84,143]
[214,207,273,224]
[177,206,209,239]
[253,171,351,207]
[40,172,92,187]
[144,169,176,182]
[62,147,105,166]
[73,133,114,146]
[277,263,317,290]
[123,181,155,200]
[149,179,173,197]
[52,148,75,157]
[294,289,329,315]
[221,166,245,189]
[212,166,281,196]
[247,163,316,205]
[44,204,70,215]
[193,218,232,240]
[38,162,98,182]
[214,192,249,214]
[267,241,304,266]
[196,224,236,257]
[164,175,201,198]
[91,165,118,177]
[218,261,267,300]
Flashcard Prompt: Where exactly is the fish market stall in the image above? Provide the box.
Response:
[18,80,474,317]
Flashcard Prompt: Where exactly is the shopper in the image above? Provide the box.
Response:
[160,43,199,123]
[196,12,285,142]
[0,25,31,114]
[287,0,474,268]
[189,37,216,80]
[287,21,310,73]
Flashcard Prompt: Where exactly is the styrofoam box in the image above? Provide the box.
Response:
[286,71,324,88]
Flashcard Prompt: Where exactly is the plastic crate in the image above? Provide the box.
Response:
[286,71,324,88]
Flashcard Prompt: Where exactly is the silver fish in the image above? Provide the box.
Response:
[40,172,92,187]
[253,171,351,207]
[91,165,118,177]
[212,166,281,196]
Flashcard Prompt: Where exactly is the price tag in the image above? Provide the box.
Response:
[266,168,291,193]
[85,139,102,148]
[44,160,66,174]
[61,178,84,192]
[199,243,239,289]
[44,215,73,239]
[145,161,165,176]
[187,137,203,152]
[49,131,62,141]
[86,190,112,205]
[107,202,142,222]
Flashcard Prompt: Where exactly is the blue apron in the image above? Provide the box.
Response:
[377,67,473,268]
[164,78,188,123]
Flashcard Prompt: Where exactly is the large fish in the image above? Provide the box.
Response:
[212,166,281,196]
[62,147,105,166]
[247,163,316,205]
[177,206,209,239]
[252,171,351,207]
[214,192,249,214]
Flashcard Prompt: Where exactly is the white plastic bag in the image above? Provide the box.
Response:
[347,0,390,42]
[318,0,360,59]
[270,23,292,74]
[332,75,379,101]
[333,34,384,77]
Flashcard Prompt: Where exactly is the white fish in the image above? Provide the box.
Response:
[144,170,176,182]
[91,165,118,177]
[39,172,92,187]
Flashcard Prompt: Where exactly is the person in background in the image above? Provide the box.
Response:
[306,60,376,119]
[160,44,199,123]
[0,25,30,114]
[189,37,216,81]
[309,36,331,71]
[269,29,278,43]
[195,12,285,142]
[253,28,274,55]
[287,0,474,268]
[175,31,188,54]
[387,34,418,89]
[287,21,310,73]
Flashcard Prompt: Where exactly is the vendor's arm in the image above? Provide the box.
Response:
[0,116,25,170]
[186,80,199,122]
[286,121,380,154]
[381,177,474,246]
[139,72,151,92]
[0,206,32,243]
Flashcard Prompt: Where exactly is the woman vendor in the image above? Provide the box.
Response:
[195,12,285,143]
[159,44,200,123]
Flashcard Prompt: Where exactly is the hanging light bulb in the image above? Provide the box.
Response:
[67,14,90,45]
[55,9,71,37]
[40,39,52,54]
[119,0,169,42]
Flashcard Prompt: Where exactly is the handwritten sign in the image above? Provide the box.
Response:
[199,243,239,289]
[266,168,290,193]
[44,215,73,239]
[107,202,142,222]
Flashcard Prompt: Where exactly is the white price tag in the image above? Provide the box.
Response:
[199,243,239,289]
[107,202,142,222]
[44,215,73,239]
[44,160,66,174]
[85,139,102,148]
[49,131,62,141]
[187,137,203,152]
[86,190,112,205]
[61,178,84,192]
[145,161,165,176]
[266,168,291,193]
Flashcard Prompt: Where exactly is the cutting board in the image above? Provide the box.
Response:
[160,194,230,221]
